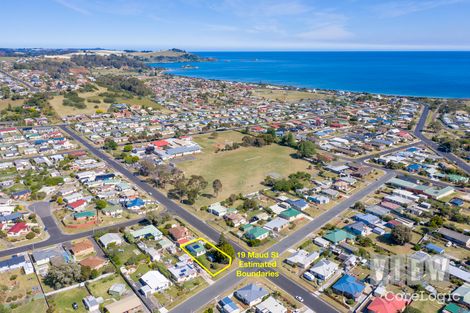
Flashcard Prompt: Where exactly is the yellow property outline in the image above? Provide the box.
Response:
[180,237,232,277]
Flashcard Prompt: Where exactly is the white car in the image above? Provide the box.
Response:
[295,296,304,302]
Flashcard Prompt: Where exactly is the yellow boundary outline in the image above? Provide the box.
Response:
[180,237,232,277]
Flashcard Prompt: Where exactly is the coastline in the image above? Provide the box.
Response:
[149,51,470,99]
[154,67,470,101]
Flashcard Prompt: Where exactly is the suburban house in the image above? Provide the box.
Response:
[255,296,287,313]
[307,259,339,280]
[130,225,162,240]
[185,241,206,257]
[438,228,470,248]
[323,229,356,244]
[70,238,95,257]
[99,233,123,248]
[139,270,171,296]
[104,294,143,313]
[168,262,198,283]
[332,274,366,299]
[366,294,408,313]
[208,203,229,216]
[285,250,319,269]
[168,226,191,242]
[7,222,29,237]
[245,227,270,241]
[234,283,270,306]
[218,296,240,313]
[79,256,107,270]
[263,217,289,232]
[279,208,302,221]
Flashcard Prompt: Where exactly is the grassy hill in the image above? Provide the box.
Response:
[129,49,214,63]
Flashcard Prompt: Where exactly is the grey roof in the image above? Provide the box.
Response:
[32,246,67,263]
[235,283,269,304]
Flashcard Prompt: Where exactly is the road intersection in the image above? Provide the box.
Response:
[0,104,467,313]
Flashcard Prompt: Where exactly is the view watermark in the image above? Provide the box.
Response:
[369,254,450,285]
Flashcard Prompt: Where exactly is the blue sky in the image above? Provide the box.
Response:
[1,0,470,50]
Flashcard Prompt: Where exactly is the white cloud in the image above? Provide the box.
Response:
[298,24,354,41]
[53,0,90,15]
[374,0,468,17]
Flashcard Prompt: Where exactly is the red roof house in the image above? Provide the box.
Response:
[8,222,29,237]
[367,294,408,313]
[67,199,87,211]
[151,140,169,148]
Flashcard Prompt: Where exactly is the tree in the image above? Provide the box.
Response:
[297,140,316,158]
[391,224,412,245]
[104,138,118,150]
[123,144,133,152]
[44,263,83,289]
[428,215,443,228]
[403,307,422,313]
[0,305,10,313]
[281,132,296,147]
[212,179,222,196]
[352,202,365,211]
[95,199,108,210]
[25,232,36,240]
[146,211,171,226]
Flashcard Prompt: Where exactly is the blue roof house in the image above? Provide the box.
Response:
[332,274,365,299]
[344,222,369,236]
[286,199,309,211]
[425,243,445,254]
[125,198,145,209]
[406,164,422,173]
[218,297,240,313]
[354,213,380,226]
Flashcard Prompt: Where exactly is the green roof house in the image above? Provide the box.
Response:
[73,210,96,220]
[323,229,356,244]
[279,208,302,221]
[442,303,470,313]
[130,225,162,240]
[245,227,270,241]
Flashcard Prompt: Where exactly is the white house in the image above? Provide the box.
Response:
[139,270,171,296]
[308,259,339,280]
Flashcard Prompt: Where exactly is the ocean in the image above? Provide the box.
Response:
[149,51,470,99]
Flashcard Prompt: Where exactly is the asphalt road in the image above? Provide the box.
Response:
[414,105,470,175]
[59,125,250,253]
[0,216,146,258]
[170,171,395,313]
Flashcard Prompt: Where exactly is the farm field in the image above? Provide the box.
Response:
[176,131,311,207]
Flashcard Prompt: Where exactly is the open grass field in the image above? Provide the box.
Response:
[11,298,48,313]
[49,85,162,117]
[176,131,311,207]
[48,86,111,117]
[48,287,89,313]
[0,98,25,110]
[0,269,42,305]
[252,88,330,102]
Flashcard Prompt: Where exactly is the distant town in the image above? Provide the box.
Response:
[0,47,469,313]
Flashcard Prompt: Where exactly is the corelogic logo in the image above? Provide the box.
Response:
[369,253,450,286]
